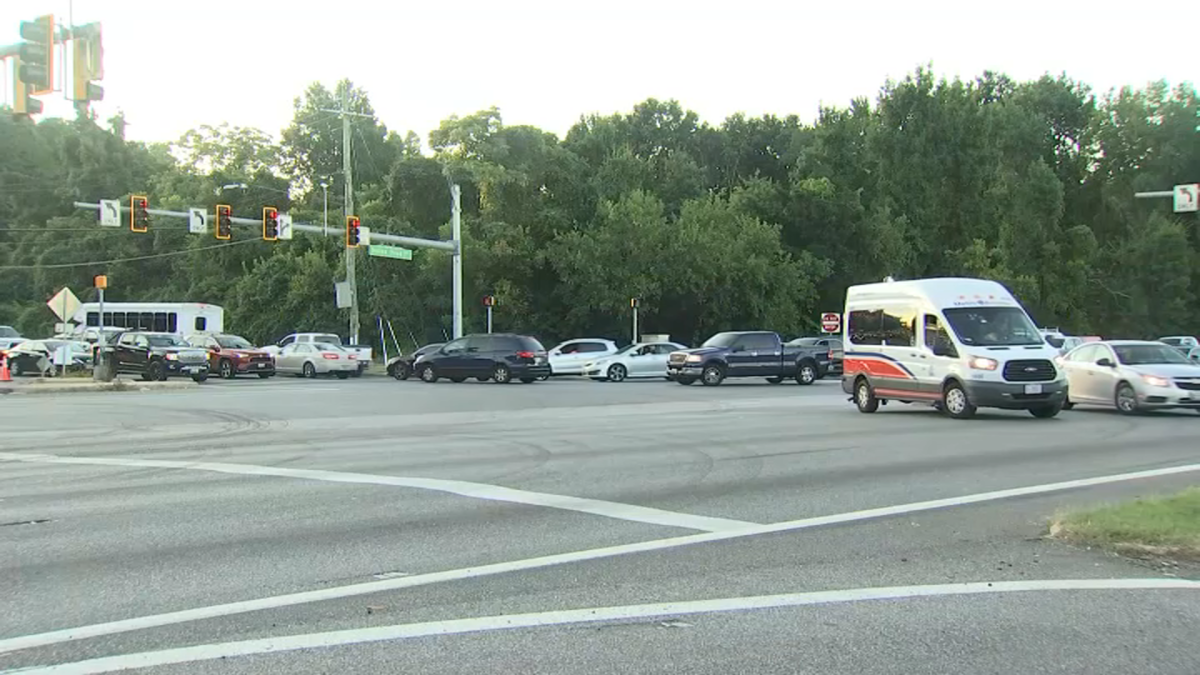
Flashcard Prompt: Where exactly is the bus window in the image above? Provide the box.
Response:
[139,312,153,330]
[153,312,167,332]
[87,312,99,326]
[167,313,178,333]
[195,317,207,331]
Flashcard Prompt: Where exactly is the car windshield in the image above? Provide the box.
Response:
[146,335,185,347]
[0,326,19,338]
[942,307,1042,346]
[1113,344,1192,365]
[702,333,740,348]
[314,343,344,352]
[216,335,254,349]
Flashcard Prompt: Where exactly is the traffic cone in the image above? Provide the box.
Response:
[0,355,10,382]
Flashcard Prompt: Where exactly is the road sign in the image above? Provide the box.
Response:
[1174,184,1198,213]
[359,226,371,246]
[335,281,353,309]
[188,208,207,234]
[820,312,841,334]
[99,199,120,227]
[48,287,80,321]
[368,244,412,260]
[278,214,293,240]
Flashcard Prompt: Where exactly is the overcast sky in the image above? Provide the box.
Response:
[3,0,1194,149]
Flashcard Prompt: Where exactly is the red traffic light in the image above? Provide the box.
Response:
[130,195,149,233]
[262,207,279,242]
[215,204,232,240]
[346,215,361,248]
[483,295,496,307]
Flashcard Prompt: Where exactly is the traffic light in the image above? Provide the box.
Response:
[130,195,149,233]
[11,56,44,117]
[262,207,279,242]
[215,205,232,240]
[18,15,54,95]
[346,215,361,248]
[630,297,640,308]
[482,295,496,307]
[71,23,104,103]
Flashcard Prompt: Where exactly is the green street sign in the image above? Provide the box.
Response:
[368,244,413,261]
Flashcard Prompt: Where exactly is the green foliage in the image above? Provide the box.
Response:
[1,71,1197,350]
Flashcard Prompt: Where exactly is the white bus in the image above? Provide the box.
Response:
[70,302,225,336]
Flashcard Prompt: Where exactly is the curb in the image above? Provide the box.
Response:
[0,380,199,395]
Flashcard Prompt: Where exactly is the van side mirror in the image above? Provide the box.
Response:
[1096,358,1115,368]
[1045,336,1065,349]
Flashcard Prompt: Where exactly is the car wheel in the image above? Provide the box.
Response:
[766,376,783,384]
[1029,404,1061,418]
[219,359,235,380]
[336,371,350,380]
[450,377,467,383]
[192,372,208,383]
[492,364,512,384]
[147,360,166,382]
[350,367,363,378]
[796,362,817,385]
[420,364,438,383]
[942,381,977,419]
[520,377,536,383]
[537,374,549,381]
[607,363,627,383]
[257,372,272,379]
[854,378,879,413]
[1115,382,1139,415]
[391,363,410,380]
[676,377,696,385]
[302,362,317,379]
[700,365,724,386]
[1061,394,1075,411]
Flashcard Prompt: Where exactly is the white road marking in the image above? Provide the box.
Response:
[1,460,1196,656]
[0,452,754,533]
[10,579,1199,674]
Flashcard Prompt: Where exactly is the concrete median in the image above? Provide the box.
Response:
[0,378,199,395]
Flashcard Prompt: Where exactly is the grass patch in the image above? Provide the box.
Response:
[1050,488,1200,560]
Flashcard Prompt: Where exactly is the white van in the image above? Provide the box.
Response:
[841,277,1067,419]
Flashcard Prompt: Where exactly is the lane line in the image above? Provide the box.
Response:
[0,452,754,533]
[1,460,1197,656]
[9,579,1198,674]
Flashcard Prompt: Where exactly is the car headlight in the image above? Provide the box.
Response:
[165,353,179,361]
[685,354,703,363]
[1141,374,1171,388]
[969,357,998,371]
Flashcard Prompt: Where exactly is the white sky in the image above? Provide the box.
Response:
[2,0,1194,149]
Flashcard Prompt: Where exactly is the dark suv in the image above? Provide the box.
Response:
[112,331,211,382]
[414,334,550,384]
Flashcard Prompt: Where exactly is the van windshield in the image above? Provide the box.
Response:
[943,307,1043,347]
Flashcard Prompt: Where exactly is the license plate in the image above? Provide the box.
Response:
[1024,384,1043,394]
[257,363,267,368]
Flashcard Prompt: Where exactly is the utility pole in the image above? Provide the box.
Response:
[451,183,463,339]
[341,87,359,344]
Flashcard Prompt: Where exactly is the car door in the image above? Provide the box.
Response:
[1063,344,1102,402]
[726,334,766,376]
[642,343,678,377]
[276,344,305,373]
[464,335,498,377]
[1088,344,1122,402]
[434,338,470,376]
[625,343,656,377]
[913,314,949,399]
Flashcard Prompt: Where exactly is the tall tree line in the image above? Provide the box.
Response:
[1,69,1196,349]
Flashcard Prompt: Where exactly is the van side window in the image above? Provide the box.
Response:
[882,307,917,347]
[848,310,883,345]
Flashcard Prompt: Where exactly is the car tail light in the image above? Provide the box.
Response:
[322,353,339,360]
[348,354,357,360]
[516,350,535,359]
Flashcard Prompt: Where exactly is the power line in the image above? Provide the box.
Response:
[0,238,260,270]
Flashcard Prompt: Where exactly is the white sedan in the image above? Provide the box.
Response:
[274,342,358,379]
[1058,340,1200,414]
[583,341,688,382]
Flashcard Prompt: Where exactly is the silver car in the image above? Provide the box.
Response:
[274,342,358,379]
[1058,340,1200,414]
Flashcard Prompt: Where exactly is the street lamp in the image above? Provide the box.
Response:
[320,180,329,236]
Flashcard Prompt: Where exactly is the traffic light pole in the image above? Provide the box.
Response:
[451,184,463,339]
[340,89,360,344]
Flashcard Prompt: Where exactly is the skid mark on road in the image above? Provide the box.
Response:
[9,578,1198,674]
[0,451,755,534]
[2,460,1198,657]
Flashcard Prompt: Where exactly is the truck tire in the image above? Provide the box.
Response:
[854,377,879,413]
[701,364,725,386]
[676,377,696,385]
[796,361,817,385]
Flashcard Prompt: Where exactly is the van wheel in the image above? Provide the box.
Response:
[1029,404,1061,419]
[942,382,976,419]
[701,364,725,386]
[419,364,438,383]
[492,364,512,384]
[854,378,879,413]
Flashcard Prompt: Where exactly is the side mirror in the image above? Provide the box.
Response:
[1096,358,1115,368]
[731,345,745,353]
[1045,336,1065,349]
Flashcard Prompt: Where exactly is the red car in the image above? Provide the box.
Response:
[187,333,275,379]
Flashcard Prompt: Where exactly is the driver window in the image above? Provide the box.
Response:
[636,345,654,356]
[442,338,468,353]
[135,336,149,348]
[924,315,957,357]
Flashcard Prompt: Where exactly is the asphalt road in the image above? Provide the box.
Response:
[1,374,1198,674]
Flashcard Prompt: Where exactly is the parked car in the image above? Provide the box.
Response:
[1158,336,1200,355]
[547,338,619,375]
[273,342,357,379]
[111,331,210,382]
[261,333,373,376]
[386,343,443,380]
[414,333,550,384]
[584,341,687,382]
[0,325,25,351]
[666,331,829,386]
[786,336,843,376]
[187,333,276,379]
[1057,340,1200,414]
[841,277,1066,419]
[3,339,91,376]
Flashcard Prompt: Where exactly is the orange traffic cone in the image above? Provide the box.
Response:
[0,355,10,382]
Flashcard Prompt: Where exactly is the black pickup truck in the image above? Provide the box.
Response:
[666,331,831,386]
[111,331,211,382]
